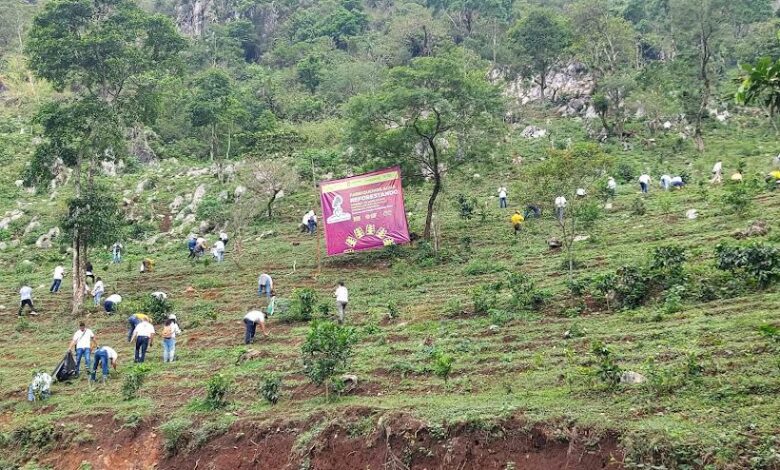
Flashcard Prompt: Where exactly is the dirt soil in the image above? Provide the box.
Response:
[35,412,623,469]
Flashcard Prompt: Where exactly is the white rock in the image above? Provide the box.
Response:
[521,125,548,139]
[14,180,24,188]
[0,242,7,251]
[573,235,590,242]
[186,167,210,178]
[135,179,148,194]
[488,325,500,332]
[218,190,229,202]
[101,160,117,177]
[191,184,207,207]
[663,121,673,130]
[686,209,698,220]
[169,196,184,212]
[23,220,40,236]
[234,185,247,199]
[620,371,646,385]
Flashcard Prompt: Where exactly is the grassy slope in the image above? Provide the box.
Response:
[0,116,778,468]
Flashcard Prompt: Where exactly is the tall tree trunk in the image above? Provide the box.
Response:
[539,72,546,102]
[423,142,441,240]
[267,190,279,218]
[71,234,83,316]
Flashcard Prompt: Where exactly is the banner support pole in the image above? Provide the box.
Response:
[313,158,322,276]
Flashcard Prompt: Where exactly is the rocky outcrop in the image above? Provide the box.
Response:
[503,63,595,108]
[35,227,60,249]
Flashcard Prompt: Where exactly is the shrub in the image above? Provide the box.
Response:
[301,320,357,399]
[279,288,318,323]
[722,183,753,217]
[387,301,400,319]
[205,374,232,410]
[432,352,454,384]
[141,296,174,324]
[662,285,686,315]
[472,285,498,314]
[463,259,505,276]
[455,194,476,220]
[196,196,231,226]
[160,417,193,455]
[716,242,780,288]
[260,373,282,405]
[122,364,151,401]
[507,273,549,311]
[630,197,646,216]
[573,200,601,230]
[443,298,463,317]
[650,245,687,286]
[11,419,56,449]
[591,341,622,388]
[615,266,651,309]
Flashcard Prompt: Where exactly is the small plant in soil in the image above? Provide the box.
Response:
[205,374,232,410]
[301,320,357,400]
[260,373,282,405]
[122,364,151,401]
[432,352,454,384]
[590,341,622,388]
[142,295,174,324]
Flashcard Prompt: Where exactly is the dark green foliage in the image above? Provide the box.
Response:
[650,245,688,286]
[301,320,357,398]
[630,196,646,216]
[142,296,173,324]
[614,266,651,309]
[122,364,151,401]
[160,417,193,456]
[591,341,622,388]
[507,272,549,311]
[260,374,282,405]
[196,196,231,227]
[456,193,476,220]
[722,183,754,216]
[716,242,780,288]
[10,419,56,449]
[205,374,232,410]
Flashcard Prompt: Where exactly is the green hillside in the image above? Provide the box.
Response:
[1,0,780,469]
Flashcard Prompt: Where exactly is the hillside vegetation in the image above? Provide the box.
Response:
[0,0,779,469]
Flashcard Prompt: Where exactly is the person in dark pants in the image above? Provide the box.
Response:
[187,235,197,258]
[127,313,151,341]
[18,284,36,316]
[243,309,267,344]
[90,346,117,383]
[523,204,542,219]
[130,319,155,363]
[85,261,95,284]
[51,266,65,293]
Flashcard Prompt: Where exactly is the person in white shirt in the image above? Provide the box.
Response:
[710,160,723,184]
[219,231,229,246]
[69,322,95,376]
[497,186,508,209]
[554,196,567,222]
[671,176,685,189]
[18,284,36,316]
[302,210,317,235]
[90,346,118,383]
[92,277,105,306]
[638,174,651,194]
[27,371,52,401]
[51,266,65,293]
[104,293,122,314]
[258,273,273,299]
[334,281,349,324]
[607,177,617,198]
[151,291,168,301]
[660,174,672,190]
[130,320,155,363]
[161,318,183,362]
[243,309,268,344]
[212,239,225,262]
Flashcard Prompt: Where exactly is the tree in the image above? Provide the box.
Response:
[189,68,245,180]
[301,320,357,400]
[669,0,734,151]
[347,48,503,239]
[508,9,572,102]
[25,0,184,315]
[569,0,638,138]
[526,144,614,281]
[736,54,780,132]
[242,159,302,219]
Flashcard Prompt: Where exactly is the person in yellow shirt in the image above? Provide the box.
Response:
[511,211,524,235]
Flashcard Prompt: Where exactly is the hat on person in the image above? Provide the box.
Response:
[168,314,177,321]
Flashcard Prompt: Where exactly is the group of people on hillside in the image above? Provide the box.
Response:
[187,231,229,262]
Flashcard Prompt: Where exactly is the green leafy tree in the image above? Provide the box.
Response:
[189,68,245,180]
[526,144,614,281]
[347,48,504,239]
[736,52,780,132]
[508,9,572,102]
[301,320,358,400]
[25,0,184,314]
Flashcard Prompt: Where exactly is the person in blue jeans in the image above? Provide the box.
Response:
[127,313,151,341]
[51,266,65,293]
[92,277,104,306]
[90,346,118,383]
[130,319,155,363]
[258,272,273,298]
[111,242,123,264]
[69,322,95,376]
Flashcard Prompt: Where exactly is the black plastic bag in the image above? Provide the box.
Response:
[52,351,77,382]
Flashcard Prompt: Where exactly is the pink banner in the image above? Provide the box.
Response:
[320,167,411,256]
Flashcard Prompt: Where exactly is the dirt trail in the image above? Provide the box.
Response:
[35,412,623,470]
